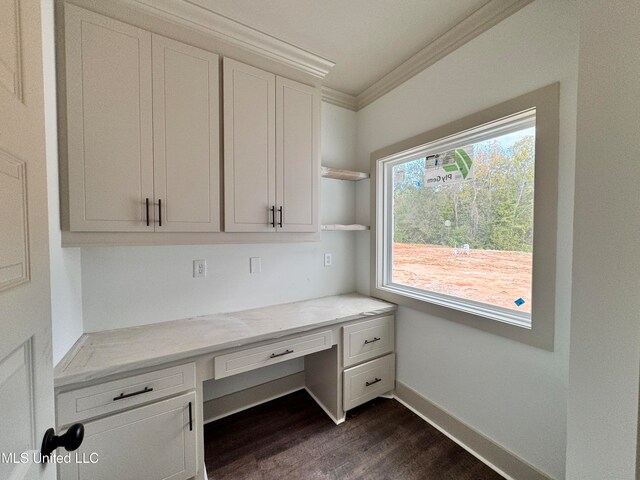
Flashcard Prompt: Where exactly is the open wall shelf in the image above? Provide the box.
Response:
[321,166,369,182]
[321,224,370,231]
[321,165,370,231]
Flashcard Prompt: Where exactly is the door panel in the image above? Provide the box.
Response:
[0,0,23,101]
[0,149,29,291]
[0,0,56,478]
[0,341,35,479]
[59,392,197,480]
[152,34,220,232]
[65,4,154,232]
[276,76,319,232]
[223,58,276,232]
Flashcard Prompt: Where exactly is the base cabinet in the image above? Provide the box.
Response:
[341,316,396,413]
[59,392,196,480]
[343,354,395,411]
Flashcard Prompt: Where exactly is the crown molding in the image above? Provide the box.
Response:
[119,0,335,79]
[355,0,534,110]
[321,86,358,111]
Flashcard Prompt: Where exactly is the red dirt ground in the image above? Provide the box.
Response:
[392,243,532,313]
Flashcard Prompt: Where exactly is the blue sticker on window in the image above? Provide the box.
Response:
[514,298,525,307]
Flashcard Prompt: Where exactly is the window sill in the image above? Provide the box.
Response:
[379,283,531,329]
[371,284,553,351]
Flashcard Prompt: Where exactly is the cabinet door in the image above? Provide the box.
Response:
[59,392,197,480]
[223,58,276,232]
[275,76,320,232]
[65,5,154,232]
[152,35,220,232]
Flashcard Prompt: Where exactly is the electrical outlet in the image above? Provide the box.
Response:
[324,253,332,267]
[193,259,207,278]
[250,257,261,274]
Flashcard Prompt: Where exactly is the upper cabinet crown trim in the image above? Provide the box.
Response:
[320,86,358,112]
[116,0,335,79]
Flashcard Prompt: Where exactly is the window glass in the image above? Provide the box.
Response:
[387,117,535,316]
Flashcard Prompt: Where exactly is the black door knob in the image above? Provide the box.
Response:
[41,423,84,457]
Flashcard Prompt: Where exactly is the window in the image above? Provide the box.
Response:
[371,84,559,349]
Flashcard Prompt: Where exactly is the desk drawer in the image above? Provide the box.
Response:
[343,315,394,367]
[343,353,395,411]
[214,330,332,379]
[57,363,195,426]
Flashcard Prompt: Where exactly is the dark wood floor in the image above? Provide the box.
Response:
[204,390,504,480]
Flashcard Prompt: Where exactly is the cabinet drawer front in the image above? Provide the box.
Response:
[59,391,196,480]
[343,354,395,411]
[343,315,394,367]
[214,330,332,379]
[57,363,195,426]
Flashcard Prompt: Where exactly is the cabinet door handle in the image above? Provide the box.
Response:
[113,386,153,401]
[270,349,293,358]
[364,337,381,345]
[278,206,283,228]
[270,206,276,228]
[158,199,162,227]
[365,378,382,387]
[188,401,193,431]
[145,198,149,226]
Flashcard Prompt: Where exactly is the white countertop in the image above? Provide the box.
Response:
[54,293,396,388]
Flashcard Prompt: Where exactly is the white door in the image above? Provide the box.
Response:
[0,1,56,479]
[275,76,320,233]
[64,4,154,232]
[223,58,276,232]
[152,34,220,233]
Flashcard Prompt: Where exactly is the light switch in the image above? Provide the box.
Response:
[250,257,261,274]
[193,259,207,278]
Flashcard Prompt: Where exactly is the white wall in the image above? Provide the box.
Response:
[42,0,84,366]
[355,1,578,477]
[80,103,358,332]
[81,234,356,331]
[78,103,358,400]
[565,2,640,478]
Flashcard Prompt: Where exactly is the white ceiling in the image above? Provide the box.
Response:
[190,0,491,95]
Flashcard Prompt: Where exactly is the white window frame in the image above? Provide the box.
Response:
[370,84,560,350]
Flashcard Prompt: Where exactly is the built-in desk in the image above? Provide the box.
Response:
[54,294,396,480]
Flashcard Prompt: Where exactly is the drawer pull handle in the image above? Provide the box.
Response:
[188,401,193,431]
[270,349,293,358]
[113,386,153,401]
[364,337,381,345]
[366,378,382,387]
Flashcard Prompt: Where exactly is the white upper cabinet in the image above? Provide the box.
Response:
[65,4,154,232]
[152,34,220,232]
[223,58,276,232]
[276,76,320,233]
[64,6,220,233]
[62,7,318,240]
[224,58,319,233]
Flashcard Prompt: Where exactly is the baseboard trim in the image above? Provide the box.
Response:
[394,381,552,480]
[202,372,305,424]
